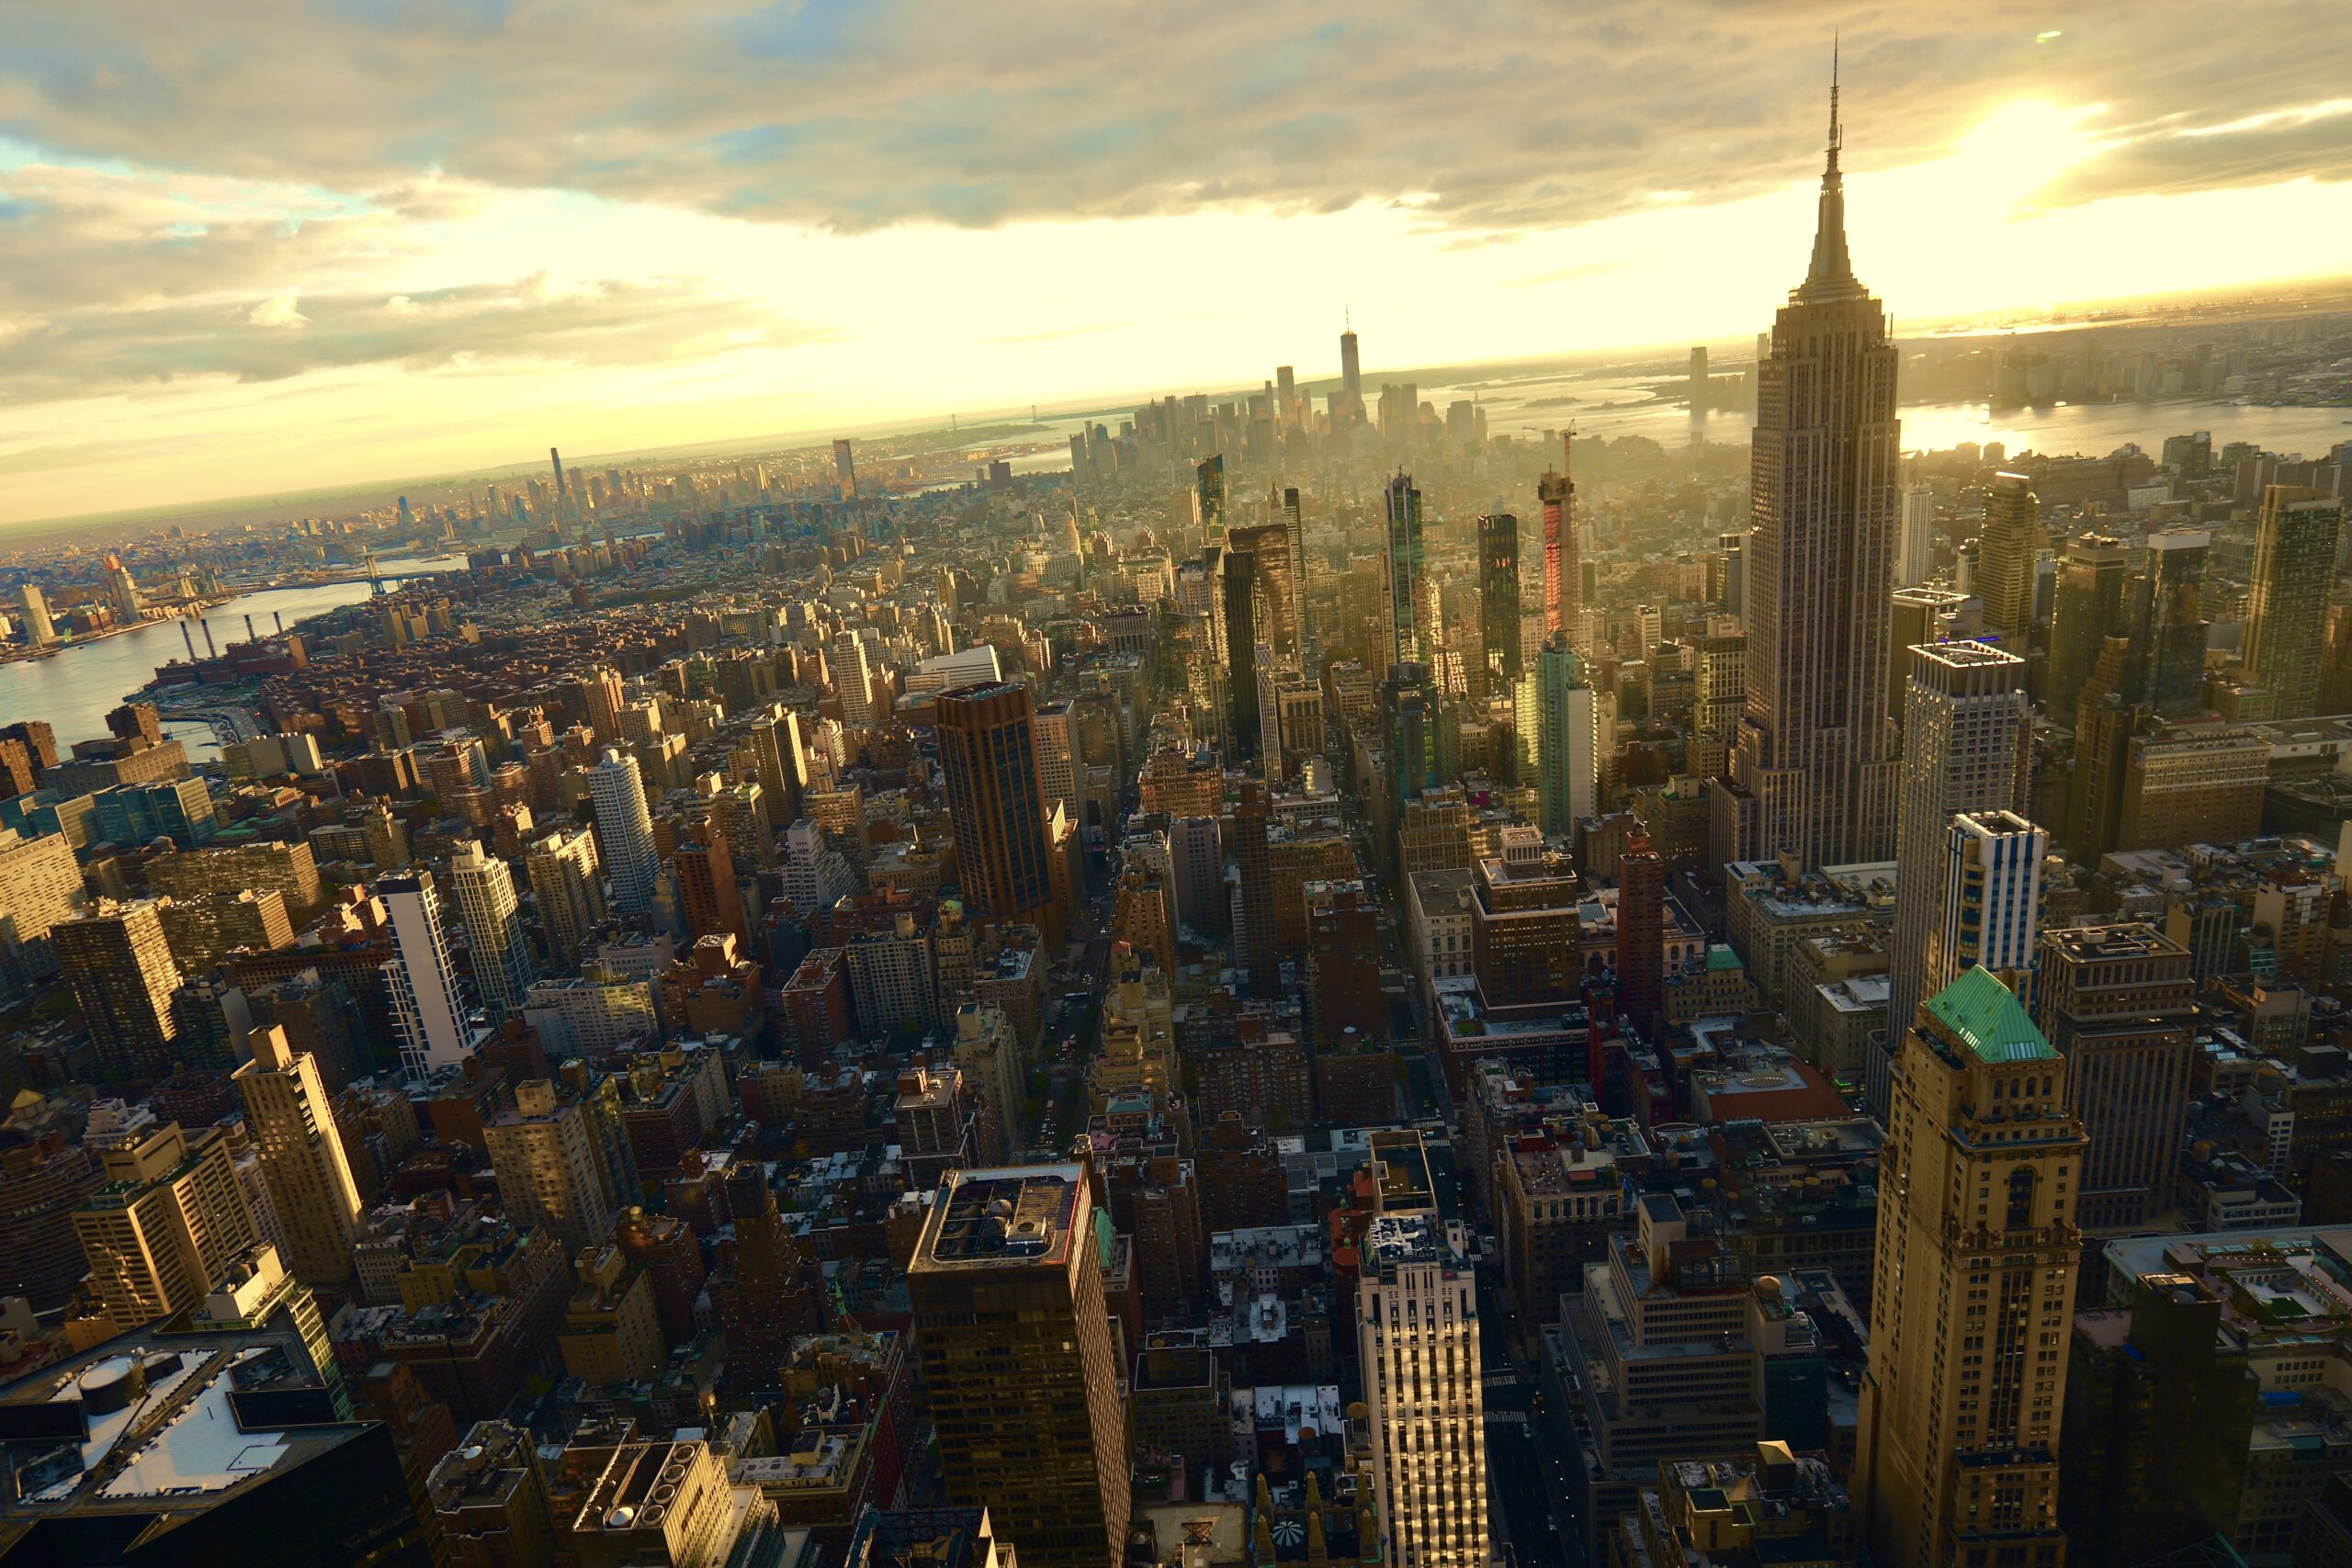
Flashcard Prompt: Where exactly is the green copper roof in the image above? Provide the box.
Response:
[1923,965,2055,1064]
[1704,944,1744,973]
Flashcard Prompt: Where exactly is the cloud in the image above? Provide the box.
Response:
[2,2,2347,243]
[0,270,828,400]
[0,157,825,404]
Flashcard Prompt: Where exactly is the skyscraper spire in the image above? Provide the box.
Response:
[1799,37,1861,301]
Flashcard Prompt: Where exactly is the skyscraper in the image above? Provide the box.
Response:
[1877,641,2030,1120]
[1033,700,1082,825]
[1380,663,1436,824]
[2046,534,2128,727]
[100,553,143,625]
[1218,539,1261,764]
[72,1120,260,1333]
[578,666,626,744]
[233,1023,365,1291]
[1538,434,1577,642]
[1975,472,2041,659]
[1229,519,1296,660]
[526,825,605,966]
[1615,833,1664,1038]
[53,900,181,1077]
[2243,484,2346,718]
[16,584,54,648]
[936,682,1058,943]
[910,1166,1129,1568]
[1195,453,1226,534]
[1281,485,1307,650]
[587,748,659,917]
[1894,482,1934,588]
[1384,472,1424,668]
[484,1078,620,1255]
[832,436,858,500]
[378,871,475,1078]
[1856,967,2084,1568]
[1478,513,1522,694]
[1938,810,2047,993]
[447,843,535,1021]
[2139,530,2211,717]
[1340,325,1363,423]
[1719,68,1902,872]
[831,629,876,728]
[1357,1132,1487,1568]
[1233,780,1277,999]
[1524,634,1597,837]
[674,832,748,950]
[2034,923,2195,1231]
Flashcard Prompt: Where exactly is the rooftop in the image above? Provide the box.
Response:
[1924,967,2054,1065]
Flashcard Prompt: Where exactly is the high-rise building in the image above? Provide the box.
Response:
[232,1023,365,1291]
[526,824,605,966]
[831,629,876,728]
[909,1166,1128,1568]
[0,825,86,990]
[377,871,475,1078]
[1228,519,1297,661]
[1384,473,1424,668]
[1340,326,1363,421]
[1894,483,1934,587]
[1538,434,1578,642]
[674,832,749,951]
[578,666,626,744]
[1357,1133,1487,1568]
[1877,642,2030,1119]
[2033,924,2195,1231]
[72,1120,260,1332]
[1233,781,1277,1000]
[587,748,659,917]
[16,583,54,647]
[1937,810,2047,992]
[100,553,143,625]
[1975,473,2041,660]
[2243,484,2346,718]
[1856,967,2085,1568]
[1525,635,1597,837]
[1033,700,1082,825]
[1719,77,1901,872]
[1380,663,1436,824]
[937,682,1059,943]
[447,843,535,1021]
[832,436,858,500]
[53,899,182,1076]
[1281,486,1307,651]
[2139,530,2211,718]
[1479,513,1522,694]
[1195,453,1226,534]
[1217,540,1261,764]
[485,1078,620,1255]
[2046,534,2128,727]
[1615,833,1665,1039]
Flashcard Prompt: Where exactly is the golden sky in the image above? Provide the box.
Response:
[3,1,2350,525]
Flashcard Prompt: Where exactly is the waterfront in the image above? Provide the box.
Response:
[0,560,458,759]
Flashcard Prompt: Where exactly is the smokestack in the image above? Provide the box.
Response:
[201,618,218,656]
[243,613,256,644]
[273,611,285,635]
[181,621,198,660]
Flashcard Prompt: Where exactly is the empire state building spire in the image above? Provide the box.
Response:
[1797,39,1862,302]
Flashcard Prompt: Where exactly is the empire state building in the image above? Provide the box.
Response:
[1713,63,1902,871]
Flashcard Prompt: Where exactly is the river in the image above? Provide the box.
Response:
[0,559,458,760]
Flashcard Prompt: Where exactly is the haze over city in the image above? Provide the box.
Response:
[6,1,2352,524]
[6,7,2352,1568]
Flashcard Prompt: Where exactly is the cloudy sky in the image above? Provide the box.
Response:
[4,0,2352,525]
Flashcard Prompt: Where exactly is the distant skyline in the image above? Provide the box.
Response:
[6,1,2352,525]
